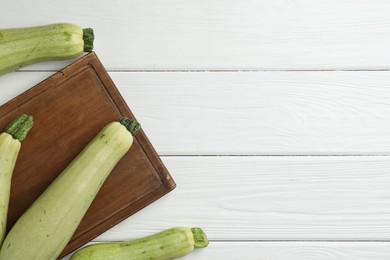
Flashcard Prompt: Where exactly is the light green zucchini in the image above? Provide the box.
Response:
[0,114,33,247]
[0,23,94,75]
[70,227,209,260]
[0,118,140,260]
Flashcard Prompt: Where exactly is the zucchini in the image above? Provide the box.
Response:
[0,114,33,247]
[70,227,209,260]
[0,118,140,260]
[0,23,94,75]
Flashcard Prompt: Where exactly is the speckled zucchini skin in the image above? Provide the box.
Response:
[0,133,20,246]
[0,23,93,75]
[0,114,33,247]
[70,227,209,260]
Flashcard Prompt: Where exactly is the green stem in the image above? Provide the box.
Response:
[120,117,141,136]
[4,114,33,142]
[82,28,94,52]
[191,228,209,248]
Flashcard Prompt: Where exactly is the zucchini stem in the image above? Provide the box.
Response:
[191,228,209,248]
[82,28,94,52]
[120,118,141,136]
[4,114,33,142]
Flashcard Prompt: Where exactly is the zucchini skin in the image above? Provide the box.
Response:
[0,23,94,75]
[0,133,20,246]
[0,114,33,247]
[70,227,209,260]
[0,120,135,260]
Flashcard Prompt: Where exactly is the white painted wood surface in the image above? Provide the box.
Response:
[97,156,390,241]
[1,0,390,259]
[4,71,390,155]
[2,0,390,70]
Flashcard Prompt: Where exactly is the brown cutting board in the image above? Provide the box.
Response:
[0,52,176,258]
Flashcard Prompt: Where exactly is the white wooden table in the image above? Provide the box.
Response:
[2,1,390,259]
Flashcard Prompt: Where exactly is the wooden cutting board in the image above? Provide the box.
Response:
[0,52,176,258]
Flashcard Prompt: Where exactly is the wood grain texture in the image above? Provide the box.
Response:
[2,71,390,155]
[1,0,390,70]
[91,156,390,241]
[111,71,390,155]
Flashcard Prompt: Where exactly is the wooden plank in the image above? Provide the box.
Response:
[63,241,390,260]
[112,71,390,155]
[94,156,390,241]
[1,0,390,70]
[3,71,390,155]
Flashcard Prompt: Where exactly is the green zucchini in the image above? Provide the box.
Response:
[0,118,140,260]
[0,23,94,75]
[70,227,209,260]
[0,114,33,247]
